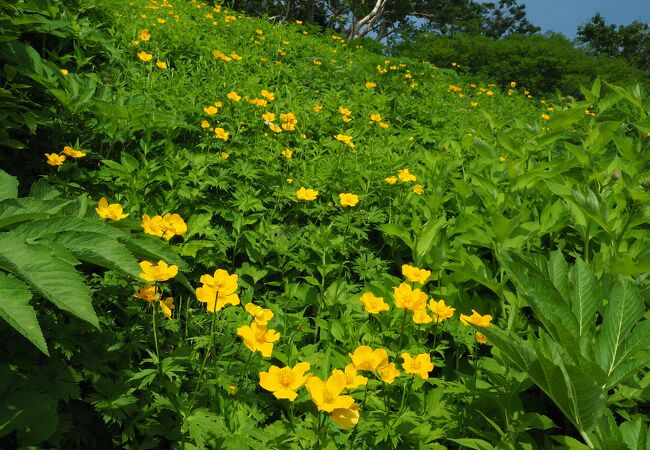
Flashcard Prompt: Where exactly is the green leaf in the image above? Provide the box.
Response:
[604,320,650,389]
[182,408,225,449]
[0,233,98,329]
[595,280,644,379]
[568,258,600,338]
[379,223,413,249]
[0,272,47,355]
[414,217,444,265]
[0,170,18,201]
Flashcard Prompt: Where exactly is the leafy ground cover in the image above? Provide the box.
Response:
[1,0,649,448]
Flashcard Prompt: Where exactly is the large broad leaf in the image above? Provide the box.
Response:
[0,233,98,329]
[0,272,47,355]
[48,232,142,278]
[414,217,445,265]
[568,258,600,338]
[122,234,186,270]
[595,280,644,379]
[603,320,650,389]
[0,170,18,201]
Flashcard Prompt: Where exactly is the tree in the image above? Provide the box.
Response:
[577,13,649,70]
[480,0,540,39]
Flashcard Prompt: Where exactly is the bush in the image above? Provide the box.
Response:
[396,32,648,96]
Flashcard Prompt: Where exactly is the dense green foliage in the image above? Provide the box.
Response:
[396,32,648,96]
[1,0,649,449]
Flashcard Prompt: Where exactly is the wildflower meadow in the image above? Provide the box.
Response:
[1,0,649,448]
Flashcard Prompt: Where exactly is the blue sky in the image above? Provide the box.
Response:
[520,0,650,38]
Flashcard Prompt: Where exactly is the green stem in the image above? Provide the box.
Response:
[192,305,219,401]
[152,303,162,377]
[400,376,414,411]
[398,308,408,349]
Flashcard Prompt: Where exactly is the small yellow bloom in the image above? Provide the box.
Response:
[245,303,274,325]
[262,111,276,122]
[295,20,303,25]
[204,106,218,115]
[370,113,382,122]
[156,60,167,69]
[385,176,398,185]
[499,155,506,162]
[312,59,322,66]
[306,373,355,412]
[260,89,275,101]
[402,264,431,285]
[342,115,352,123]
[281,148,293,158]
[230,51,242,60]
[428,299,455,323]
[393,282,427,311]
[227,91,241,101]
[228,385,238,395]
[338,106,352,116]
[214,127,229,141]
[349,346,388,372]
[359,292,389,314]
[412,184,424,195]
[139,29,151,41]
[471,101,478,107]
[476,331,488,344]
[334,134,354,148]
[45,153,66,166]
[259,362,311,401]
[339,193,359,207]
[250,98,267,107]
[133,285,157,303]
[296,187,318,201]
[159,297,174,320]
[137,51,153,62]
[236,321,280,357]
[201,120,210,129]
[269,124,282,133]
[313,104,323,112]
[378,121,389,129]
[60,68,69,75]
[486,90,494,96]
[412,308,433,324]
[541,113,550,121]
[220,151,229,160]
[365,81,376,88]
[334,364,368,390]
[510,81,516,88]
[139,260,179,282]
[62,146,86,158]
[378,362,400,383]
[95,197,128,220]
[330,404,360,429]
[287,178,294,184]
[401,353,434,380]
[398,168,416,182]
[156,18,166,24]
[196,269,240,312]
[460,310,493,327]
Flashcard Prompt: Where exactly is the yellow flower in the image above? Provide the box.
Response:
[269,124,282,133]
[60,68,69,75]
[305,372,355,412]
[379,121,389,128]
[214,127,229,141]
[295,20,303,25]
[313,104,323,112]
[250,98,267,107]
[401,353,434,380]
[402,264,431,285]
[201,120,210,129]
[312,59,322,66]
[141,213,187,240]
[330,404,360,429]
[378,363,400,383]
[45,153,66,166]
[62,146,85,158]
[95,197,129,220]
[156,60,167,69]
[359,292,389,314]
[334,134,354,148]
[398,168,416,182]
[230,51,242,60]
[476,331,488,344]
[510,81,517,88]
[262,111,276,122]
[460,310,493,327]
[349,346,388,372]
[137,51,153,62]
[255,29,263,35]
[228,384,238,395]
[471,101,478,107]
[334,364,368,390]
[412,308,433,324]
[196,269,240,312]
[412,184,424,195]
[227,91,241,101]
[428,299,455,324]
[133,285,157,303]
[159,297,174,320]
[260,89,275,101]
[296,187,318,201]
[365,81,377,88]
[281,148,293,158]
[338,106,352,116]
[486,90,494,96]
[385,176,397,185]
[287,178,294,184]
[541,113,550,121]
[499,155,506,162]
[213,50,232,61]
[236,321,280,357]
[339,193,358,207]
[157,18,166,24]
[393,282,427,311]
[139,29,151,41]
[214,101,223,108]
[259,362,311,401]
[139,260,179,282]
[370,113,382,122]
[245,303,274,325]
[204,106,218,115]
[342,115,352,123]
[220,151,229,160]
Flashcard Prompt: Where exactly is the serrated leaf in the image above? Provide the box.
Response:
[595,280,644,379]
[0,272,47,355]
[0,170,18,201]
[0,233,98,329]
[568,258,600,338]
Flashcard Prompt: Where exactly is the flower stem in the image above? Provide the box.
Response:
[398,308,408,349]
[152,303,162,377]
